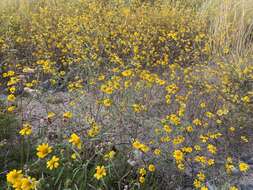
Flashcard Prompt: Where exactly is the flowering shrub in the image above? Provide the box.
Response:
[0,0,252,190]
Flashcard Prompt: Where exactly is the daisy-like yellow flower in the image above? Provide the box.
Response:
[194,156,207,165]
[94,165,106,180]
[124,80,132,88]
[239,162,249,172]
[20,177,37,190]
[100,84,113,94]
[166,84,179,94]
[9,86,16,93]
[7,77,20,86]
[19,123,32,136]
[193,179,201,188]
[36,143,52,159]
[98,74,105,81]
[71,153,77,160]
[186,125,193,132]
[63,111,73,119]
[148,164,155,172]
[102,98,112,107]
[207,144,217,154]
[121,69,133,77]
[193,118,202,126]
[7,70,15,76]
[12,178,22,190]
[241,95,250,103]
[7,106,16,112]
[69,133,82,149]
[241,136,249,143]
[197,172,205,181]
[132,140,150,152]
[200,102,206,108]
[154,149,161,156]
[173,149,184,162]
[173,135,185,145]
[59,71,65,76]
[139,168,146,176]
[207,159,215,166]
[167,114,181,125]
[7,94,16,102]
[181,147,193,153]
[139,176,145,184]
[104,150,116,160]
[132,104,145,113]
[47,112,55,119]
[6,170,23,184]
[229,186,238,190]
[47,156,60,170]
[132,140,143,149]
[200,186,208,190]
[177,163,185,170]
[205,111,214,118]
[194,145,202,151]
[87,125,101,137]
[163,124,172,133]
[156,78,166,85]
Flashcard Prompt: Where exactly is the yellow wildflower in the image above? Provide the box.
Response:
[173,150,184,162]
[163,124,172,133]
[20,177,37,190]
[19,123,32,136]
[186,125,193,132]
[241,136,249,143]
[47,156,60,170]
[6,170,23,184]
[47,112,55,119]
[139,176,145,184]
[132,104,145,113]
[69,133,82,149]
[239,162,249,172]
[154,149,161,156]
[166,84,179,94]
[200,102,206,108]
[7,106,16,112]
[63,111,73,119]
[36,143,52,159]
[168,114,181,125]
[197,172,205,181]
[122,69,133,77]
[229,186,238,190]
[193,118,202,126]
[207,144,217,154]
[9,86,16,93]
[241,96,250,103]
[102,98,112,107]
[193,179,201,188]
[148,164,155,172]
[200,186,208,190]
[7,94,16,102]
[104,150,116,160]
[94,166,106,180]
[139,168,146,176]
